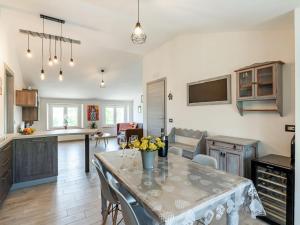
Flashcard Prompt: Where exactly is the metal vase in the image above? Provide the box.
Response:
[141,151,156,170]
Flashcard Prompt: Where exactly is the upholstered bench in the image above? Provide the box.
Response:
[168,128,207,159]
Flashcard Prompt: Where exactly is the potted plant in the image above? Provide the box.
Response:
[64,118,69,129]
[133,136,165,169]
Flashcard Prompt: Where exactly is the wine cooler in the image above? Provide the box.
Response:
[251,154,294,225]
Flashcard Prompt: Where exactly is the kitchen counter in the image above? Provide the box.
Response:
[0,129,97,148]
[0,129,98,196]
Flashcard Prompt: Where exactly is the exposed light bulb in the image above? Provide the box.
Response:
[100,80,105,87]
[69,58,74,67]
[48,57,53,66]
[53,55,58,64]
[26,49,32,58]
[134,24,143,35]
[59,70,63,81]
[40,69,45,80]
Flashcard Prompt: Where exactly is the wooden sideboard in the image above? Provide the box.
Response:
[206,135,258,178]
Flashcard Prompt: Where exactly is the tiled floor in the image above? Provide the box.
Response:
[0,139,268,225]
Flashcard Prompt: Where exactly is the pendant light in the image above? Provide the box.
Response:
[69,40,74,66]
[100,69,105,88]
[26,33,32,58]
[131,0,147,44]
[53,38,58,64]
[40,18,45,80]
[59,23,64,81]
[48,37,53,66]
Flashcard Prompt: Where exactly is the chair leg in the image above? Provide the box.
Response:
[102,203,112,225]
[113,205,119,225]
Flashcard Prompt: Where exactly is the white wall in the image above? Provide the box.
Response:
[294,8,300,225]
[133,93,143,123]
[143,29,295,157]
[0,8,24,135]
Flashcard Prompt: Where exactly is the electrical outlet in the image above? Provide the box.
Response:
[169,118,173,123]
[285,124,295,132]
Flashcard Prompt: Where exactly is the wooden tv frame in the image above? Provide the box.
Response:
[187,74,231,106]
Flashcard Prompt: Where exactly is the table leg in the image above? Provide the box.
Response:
[227,208,239,225]
[85,134,90,173]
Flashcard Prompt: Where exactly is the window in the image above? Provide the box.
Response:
[104,107,114,125]
[103,105,128,125]
[48,103,82,130]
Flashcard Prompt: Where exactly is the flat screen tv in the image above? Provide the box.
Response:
[187,75,231,106]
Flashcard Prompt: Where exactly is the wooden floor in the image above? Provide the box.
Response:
[0,139,268,225]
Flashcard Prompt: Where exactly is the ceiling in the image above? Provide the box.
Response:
[0,0,299,100]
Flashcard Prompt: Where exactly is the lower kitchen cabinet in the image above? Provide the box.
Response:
[14,137,58,183]
[0,142,13,204]
[206,136,258,178]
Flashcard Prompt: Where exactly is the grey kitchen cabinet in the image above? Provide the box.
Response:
[14,137,58,183]
[206,136,258,178]
[0,142,13,204]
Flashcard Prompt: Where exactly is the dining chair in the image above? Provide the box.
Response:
[108,176,155,225]
[92,158,135,225]
[168,146,183,156]
[192,154,218,169]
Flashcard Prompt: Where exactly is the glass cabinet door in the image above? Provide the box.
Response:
[238,69,254,99]
[256,65,275,98]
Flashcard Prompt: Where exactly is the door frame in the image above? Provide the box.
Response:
[4,63,15,134]
[146,77,167,136]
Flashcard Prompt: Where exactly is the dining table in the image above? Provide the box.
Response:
[94,150,265,225]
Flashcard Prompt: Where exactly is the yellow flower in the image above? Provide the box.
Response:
[133,140,140,148]
[157,141,165,148]
[148,143,158,151]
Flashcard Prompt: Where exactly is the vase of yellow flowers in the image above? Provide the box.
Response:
[133,136,165,170]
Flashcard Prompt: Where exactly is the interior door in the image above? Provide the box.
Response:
[147,79,165,136]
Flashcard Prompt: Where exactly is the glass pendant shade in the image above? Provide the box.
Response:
[40,69,45,80]
[131,22,146,44]
[100,80,105,88]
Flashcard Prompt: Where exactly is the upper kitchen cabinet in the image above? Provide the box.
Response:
[235,61,284,116]
[16,89,38,107]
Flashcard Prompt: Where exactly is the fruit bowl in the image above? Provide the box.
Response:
[18,128,36,135]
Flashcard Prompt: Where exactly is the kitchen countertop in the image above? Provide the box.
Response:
[0,129,97,148]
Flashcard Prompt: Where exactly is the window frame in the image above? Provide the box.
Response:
[47,103,83,130]
[103,105,129,126]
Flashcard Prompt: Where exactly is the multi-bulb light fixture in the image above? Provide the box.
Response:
[22,14,81,81]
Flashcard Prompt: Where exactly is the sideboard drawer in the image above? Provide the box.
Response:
[207,140,243,151]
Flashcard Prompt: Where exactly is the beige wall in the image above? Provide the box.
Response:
[294,8,300,225]
[143,29,295,157]
[0,8,24,135]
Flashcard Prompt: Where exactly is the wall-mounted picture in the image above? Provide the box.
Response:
[87,105,99,121]
[187,74,231,106]
[0,77,2,95]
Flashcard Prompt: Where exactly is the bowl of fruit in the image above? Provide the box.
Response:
[18,127,36,135]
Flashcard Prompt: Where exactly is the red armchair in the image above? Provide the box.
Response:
[117,123,143,143]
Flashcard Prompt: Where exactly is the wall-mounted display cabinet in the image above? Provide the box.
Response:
[235,61,284,116]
